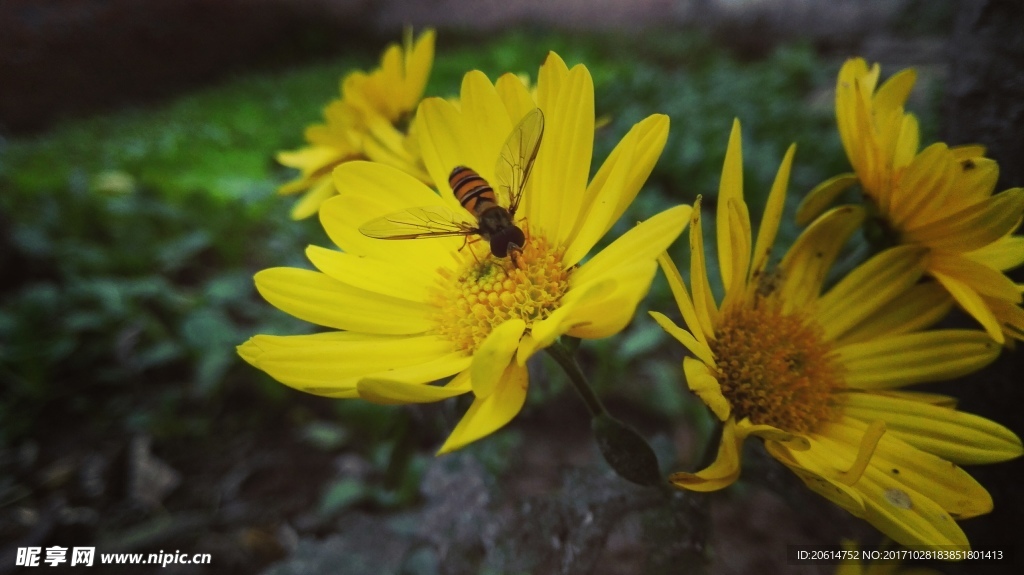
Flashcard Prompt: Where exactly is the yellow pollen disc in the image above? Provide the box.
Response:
[709,303,844,433]
[430,234,570,352]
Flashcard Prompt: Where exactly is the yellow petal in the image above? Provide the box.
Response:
[495,73,537,125]
[305,245,432,302]
[874,68,916,117]
[836,60,884,196]
[717,119,745,291]
[904,188,1024,252]
[720,197,752,309]
[317,102,355,139]
[683,356,729,421]
[889,143,956,228]
[745,424,811,451]
[357,372,470,405]
[843,392,1024,465]
[750,143,795,275]
[570,204,691,287]
[471,319,526,398]
[764,435,867,517]
[831,413,991,517]
[932,270,1005,343]
[649,311,715,367]
[875,71,916,177]
[778,205,866,312]
[290,176,336,220]
[835,59,872,171]
[374,45,405,118]
[796,172,857,226]
[514,333,539,366]
[657,252,707,345]
[521,278,617,360]
[277,172,315,197]
[416,97,480,207]
[535,52,568,109]
[871,389,959,408]
[950,144,986,159]
[835,420,887,487]
[987,297,1024,342]
[237,332,461,397]
[254,267,434,334]
[277,146,351,175]
[837,330,1000,389]
[967,234,1024,272]
[873,68,916,165]
[362,110,413,165]
[562,125,636,266]
[930,251,1022,303]
[437,361,529,454]
[563,261,657,340]
[856,470,969,548]
[669,417,742,491]
[816,245,927,342]
[459,71,513,184]
[832,282,953,346]
[893,113,920,171]
[326,162,462,268]
[356,352,471,392]
[688,197,720,336]
[529,57,595,244]
[814,421,974,547]
[954,156,1000,206]
[565,114,670,264]
[403,29,435,109]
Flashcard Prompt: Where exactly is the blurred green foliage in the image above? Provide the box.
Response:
[0,177,317,439]
[2,56,371,200]
[0,29,941,477]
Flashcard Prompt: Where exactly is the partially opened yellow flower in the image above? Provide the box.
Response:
[654,119,1022,548]
[799,58,1024,344]
[240,53,690,453]
[276,29,435,219]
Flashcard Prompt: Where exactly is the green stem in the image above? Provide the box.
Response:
[545,340,608,418]
[547,339,662,486]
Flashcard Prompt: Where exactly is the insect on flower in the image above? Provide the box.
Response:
[359,108,544,265]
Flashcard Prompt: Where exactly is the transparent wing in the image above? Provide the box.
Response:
[359,205,478,239]
[494,108,544,215]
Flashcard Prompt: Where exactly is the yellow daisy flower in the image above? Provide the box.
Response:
[654,119,1022,548]
[239,52,690,453]
[798,58,1024,343]
[276,29,435,219]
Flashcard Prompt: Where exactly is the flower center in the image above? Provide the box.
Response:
[430,233,570,352]
[709,302,844,433]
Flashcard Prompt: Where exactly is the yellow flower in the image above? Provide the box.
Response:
[276,29,435,219]
[239,53,690,453]
[655,120,1022,549]
[799,58,1024,344]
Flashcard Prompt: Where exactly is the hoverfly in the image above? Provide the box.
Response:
[359,108,544,264]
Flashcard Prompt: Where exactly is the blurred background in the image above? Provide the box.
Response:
[1,0,1021,573]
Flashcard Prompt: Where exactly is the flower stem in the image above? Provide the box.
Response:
[546,340,608,418]
[546,339,662,486]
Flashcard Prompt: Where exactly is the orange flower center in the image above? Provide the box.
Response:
[430,234,569,352]
[710,302,844,433]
